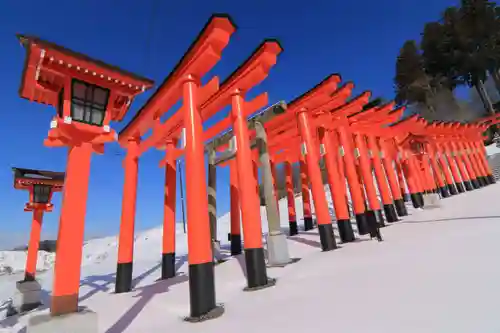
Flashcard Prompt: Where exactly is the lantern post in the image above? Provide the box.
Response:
[10,168,64,314]
[16,34,153,330]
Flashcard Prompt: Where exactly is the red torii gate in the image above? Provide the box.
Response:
[444,124,489,187]
[260,77,404,243]
[407,120,479,194]
[115,14,282,320]
[422,118,499,188]
[408,132,452,196]
[439,122,479,191]
[382,114,497,210]
[223,75,344,250]
[314,89,377,236]
[465,120,498,184]
[269,80,496,241]
[420,124,457,193]
[14,13,499,324]
[218,77,496,260]
[346,109,414,217]
[307,91,405,239]
[220,75,347,244]
[344,102,407,223]
[269,75,360,250]
[394,117,496,204]
[383,116,430,208]
[266,79,355,237]
[266,81,385,241]
[395,118,446,196]
[422,122,463,195]
[403,122,458,194]
[341,114,423,210]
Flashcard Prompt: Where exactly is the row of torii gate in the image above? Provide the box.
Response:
[12,14,500,323]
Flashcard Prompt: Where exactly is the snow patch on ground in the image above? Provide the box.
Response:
[0,251,54,276]
[0,190,313,277]
[485,143,500,156]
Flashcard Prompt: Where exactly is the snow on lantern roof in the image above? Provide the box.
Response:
[12,167,65,182]
[16,34,154,114]
[12,167,65,190]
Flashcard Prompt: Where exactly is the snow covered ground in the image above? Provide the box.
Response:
[0,251,54,276]
[0,180,500,332]
[485,143,500,157]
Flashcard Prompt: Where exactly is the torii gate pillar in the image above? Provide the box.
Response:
[229,160,243,255]
[116,138,140,293]
[297,108,337,251]
[319,128,355,242]
[161,141,177,279]
[299,158,314,230]
[231,91,274,290]
[284,161,298,236]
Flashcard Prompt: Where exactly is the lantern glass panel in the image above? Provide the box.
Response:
[70,79,109,126]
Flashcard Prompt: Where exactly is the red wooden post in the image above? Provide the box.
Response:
[319,128,355,242]
[426,143,450,197]
[183,75,216,316]
[459,140,483,188]
[367,134,399,222]
[448,141,474,191]
[400,150,424,208]
[354,133,384,227]
[284,160,298,236]
[161,140,177,279]
[229,160,242,255]
[231,91,270,289]
[25,209,43,281]
[297,108,336,251]
[270,160,280,214]
[378,139,408,216]
[465,141,488,186]
[13,168,64,284]
[431,142,458,195]
[471,140,494,184]
[299,157,314,230]
[439,142,465,193]
[456,140,480,189]
[338,126,369,234]
[394,155,410,202]
[116,138,140,293]
[473,140,495,183]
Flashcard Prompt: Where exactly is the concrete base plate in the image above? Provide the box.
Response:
[423,194,441,209]
[12,280,42,314]
[27,307,98,333]
[266,232,292,267]
[212,240,226,263]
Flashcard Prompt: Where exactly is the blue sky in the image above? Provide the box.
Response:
[0,0,469,249]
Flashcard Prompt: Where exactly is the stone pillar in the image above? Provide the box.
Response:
[255,122,291,266]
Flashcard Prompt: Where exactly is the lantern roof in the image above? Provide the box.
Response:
[12,167,65,182]
[17,34,154,118]
[12,167,65,192]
